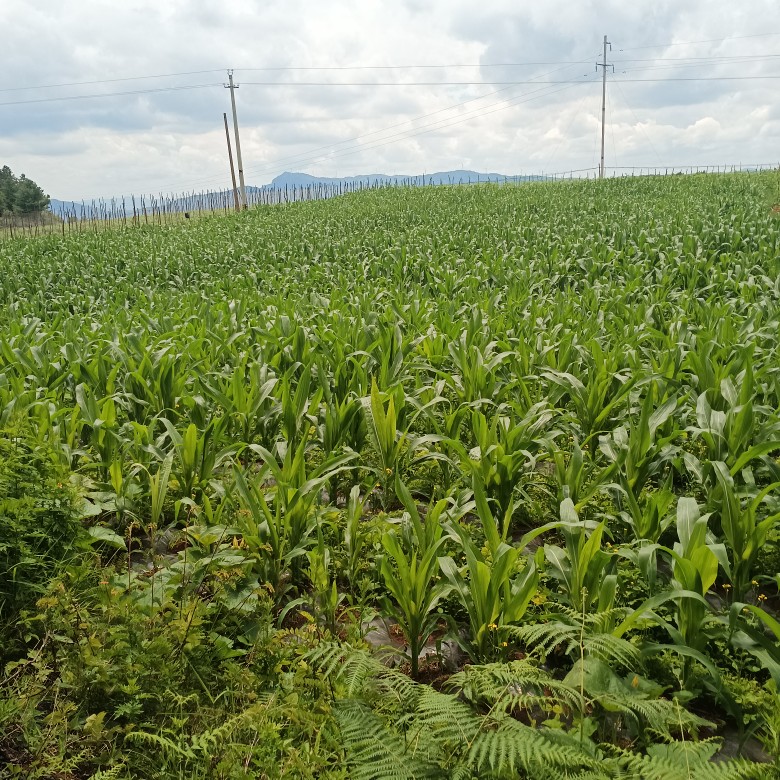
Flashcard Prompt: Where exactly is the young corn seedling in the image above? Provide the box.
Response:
[547,438,618,513]
[710,461,780,600]
[362,377,409,508]
[439,488,541,663]
[543,340,636,451]
[247,432,356,588]
[307,528,345,635]
[465,402,553,523]
[161,417,237,505]
[378,475,469,677]
[686,358,780,483]
[202,358,280,447]
[598,382,683,497]
[544,499,617,615]
[378,520,446,680]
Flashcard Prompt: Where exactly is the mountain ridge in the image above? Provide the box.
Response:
[49,168,538,217]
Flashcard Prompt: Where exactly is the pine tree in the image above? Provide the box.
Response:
[0,166,49,215]
[14,174,49,214]
[0,165,16,215]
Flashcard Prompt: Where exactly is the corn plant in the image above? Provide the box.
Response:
[465,402,553,522]
[307,528,345,634]
[616,498,725,688]
[598,382,682,496]
[74,383,122,479]
[547,438,617,512]
[544,499,617,614]
[245,434,356,588]
[686,360,780,482]
[543,341,636,449]
[361,377,409,506]
[439,518,540,662]
[160,418,237,505]
[341,485,373,603]
[710,462,780,600]
[202,359,280,447]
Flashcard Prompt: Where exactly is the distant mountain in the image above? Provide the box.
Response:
[49,169,538,218]
[266,169,534,188]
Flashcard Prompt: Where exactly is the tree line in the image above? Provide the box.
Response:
[0,165,50,215]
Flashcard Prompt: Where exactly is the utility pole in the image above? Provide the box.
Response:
[223,113,241,212]
[225,70,247,208]
[598,35,612,179]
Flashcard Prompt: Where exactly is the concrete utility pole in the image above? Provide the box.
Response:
[223,113,241,212]
[225,70,247,208]
[598,35,612,179]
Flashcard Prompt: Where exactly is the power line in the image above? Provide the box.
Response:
[0,70,226,94]
[235,75,780,86]
[240,78,599,180]
[117,59,597,192]
[0,59,599,95]
[2,52,772,97]
[7,71,775,111]
[0,83,222,107]
[237,60,592,71]
[3,59,778,106]
[616,58,780,77]
[615,54,780,62]
[3,53,773,96]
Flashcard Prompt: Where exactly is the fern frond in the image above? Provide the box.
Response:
[124,730,193,760]
[448,660,583,714]
[374,666,422,709]
[510,612,639,670]
[619,739,763,780]
[412,686,482,746]
[612,696,711,737]
[335,699,439,780]
[509,619,578,658]
[468,718,595,776]
[306,641,386,697]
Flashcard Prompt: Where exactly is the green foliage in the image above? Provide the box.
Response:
[1,165,50,215]
[439,481,540,662]
[378,478,451,678]
[0,426,81,659]
[2,173,780,777]
[544,499,618,613]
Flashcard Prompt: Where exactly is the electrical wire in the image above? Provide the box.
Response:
[131,59,596,192]
[615,54,780,62]
[0,70,226,94]
[237,60,592,71]
[0,83,222,107]
[239,78,599,180]
[3,66,779,107]
[0,59,597,95]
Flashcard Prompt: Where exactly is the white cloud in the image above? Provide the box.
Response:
[1,0,779,198]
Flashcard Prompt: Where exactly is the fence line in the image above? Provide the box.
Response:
[1,163,778,239]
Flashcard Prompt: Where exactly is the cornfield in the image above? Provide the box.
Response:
[1,173,779,779]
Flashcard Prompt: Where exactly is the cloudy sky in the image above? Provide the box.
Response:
[2,0,780,200]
